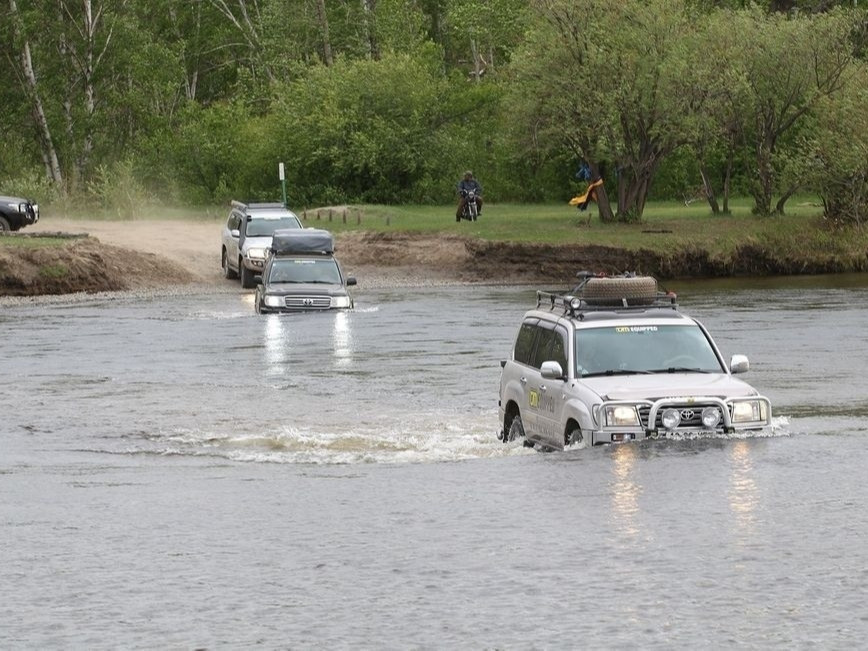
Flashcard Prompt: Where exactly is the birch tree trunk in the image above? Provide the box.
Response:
[314,0,333,66]
[9,0,64,188]
[361,0,379,60]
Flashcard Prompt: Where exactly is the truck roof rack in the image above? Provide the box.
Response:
[536,271,678,319]
[230,200,286,211]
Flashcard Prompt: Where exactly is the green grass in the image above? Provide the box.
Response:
[42,195,868,264]
[38,263,69,279]
[0,236,72,249]
[294,196,854,260]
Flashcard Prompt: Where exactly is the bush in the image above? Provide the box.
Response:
[86,159,151,219]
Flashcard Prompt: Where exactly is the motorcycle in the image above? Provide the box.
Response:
[457,188,480,222]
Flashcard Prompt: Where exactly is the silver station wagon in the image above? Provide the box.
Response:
[498,273,772,451]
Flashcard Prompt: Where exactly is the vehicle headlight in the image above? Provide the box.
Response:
[701,407,722,428]
[661,408,681,429]
[7,202,19,210]
[731,400,767,423]
[604,405,640,427]
[246,247,267,260]
[331,295,351,308]
[264,295,284,307]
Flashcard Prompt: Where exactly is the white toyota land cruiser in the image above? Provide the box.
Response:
[498,272,772,450]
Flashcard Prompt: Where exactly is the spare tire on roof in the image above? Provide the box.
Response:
[581,275,658,306]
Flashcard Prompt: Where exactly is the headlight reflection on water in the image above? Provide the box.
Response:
[332,311,354,366]
[610,444,642,540]
[263,314,289,372]
[728,440,758,536]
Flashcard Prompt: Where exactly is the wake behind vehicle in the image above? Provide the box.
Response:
[0,195,39,232]
[498,272,772,451]
[254,228,356,314]
[221,200,303,288]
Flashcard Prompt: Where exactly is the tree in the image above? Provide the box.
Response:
[6,0,64,188]
[506,0,698,222]
[444,0,527,80]
[806,65,868,225]
[725,7,856,215]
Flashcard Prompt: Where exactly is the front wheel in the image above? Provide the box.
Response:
[504,414,525,442]
[222,249,238,279]
[0,216,10,232]
[240,263,256,289]
[566,425,584,448]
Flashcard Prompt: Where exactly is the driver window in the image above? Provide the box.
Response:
[513,321,538,365]
[531,328,556,369]
[549,329,567,371]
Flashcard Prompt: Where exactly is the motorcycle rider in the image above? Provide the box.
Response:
[456,170,483,219]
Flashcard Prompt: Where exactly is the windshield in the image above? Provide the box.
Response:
[575,324,724,376]
[268,258,342,284]
[246,215,301,237]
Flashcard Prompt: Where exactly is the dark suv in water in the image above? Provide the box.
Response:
[0,195,39,232]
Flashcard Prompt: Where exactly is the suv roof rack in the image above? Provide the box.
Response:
[536,271,678,319]
[230,200,286,211]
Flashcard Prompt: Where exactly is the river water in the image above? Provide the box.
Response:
[3,276,868,648]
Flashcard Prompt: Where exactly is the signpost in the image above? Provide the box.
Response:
[278,162,287,208]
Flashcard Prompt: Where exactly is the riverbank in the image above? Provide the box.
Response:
[2,214,867,297]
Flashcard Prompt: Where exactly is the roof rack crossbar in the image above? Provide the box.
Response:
[536,290,678,318]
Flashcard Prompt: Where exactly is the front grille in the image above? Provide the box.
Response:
[284,296,331,309]
[638,403,717,430]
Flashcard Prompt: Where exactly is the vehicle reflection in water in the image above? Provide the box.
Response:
[332,311,353,366]
[728,440,758,535]
[262,309,355,381]
[610,443,642,541]
[263,313,289,375]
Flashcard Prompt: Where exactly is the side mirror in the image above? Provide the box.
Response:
[346,276,357,286]
[540,360,565,380]
[230,229,240,238]
[730,354,750,374]
[254,276,263,285]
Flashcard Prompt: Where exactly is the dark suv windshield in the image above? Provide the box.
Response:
[575,324,724,376]
[246,215,302,237]
[268,258,342,284]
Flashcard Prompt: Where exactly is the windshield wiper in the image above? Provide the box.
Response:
[583,369,653,377]
[648,367,711,374]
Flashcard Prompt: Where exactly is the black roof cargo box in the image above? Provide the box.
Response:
[270,228,335,255]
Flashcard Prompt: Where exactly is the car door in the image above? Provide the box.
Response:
[523,323,567,447]
[523,325,558,447]
[226,211,241,271]
[509,319,541,441]
[535,325,570,448]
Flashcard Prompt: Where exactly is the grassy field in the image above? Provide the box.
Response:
[293,197,864,262]
[0,235,74,249]
[48,195,868,264]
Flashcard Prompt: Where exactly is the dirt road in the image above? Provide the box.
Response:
[25,218,488,289]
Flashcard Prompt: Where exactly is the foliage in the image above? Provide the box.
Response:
[265,53,499,205]
[2,0,868,228]
[806,68,868,226]
[86,159,152,219]
[0,169,62,204]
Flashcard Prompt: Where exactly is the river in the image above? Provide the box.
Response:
[3,276,868,648]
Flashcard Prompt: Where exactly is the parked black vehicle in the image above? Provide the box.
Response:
[0,195,39,232]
